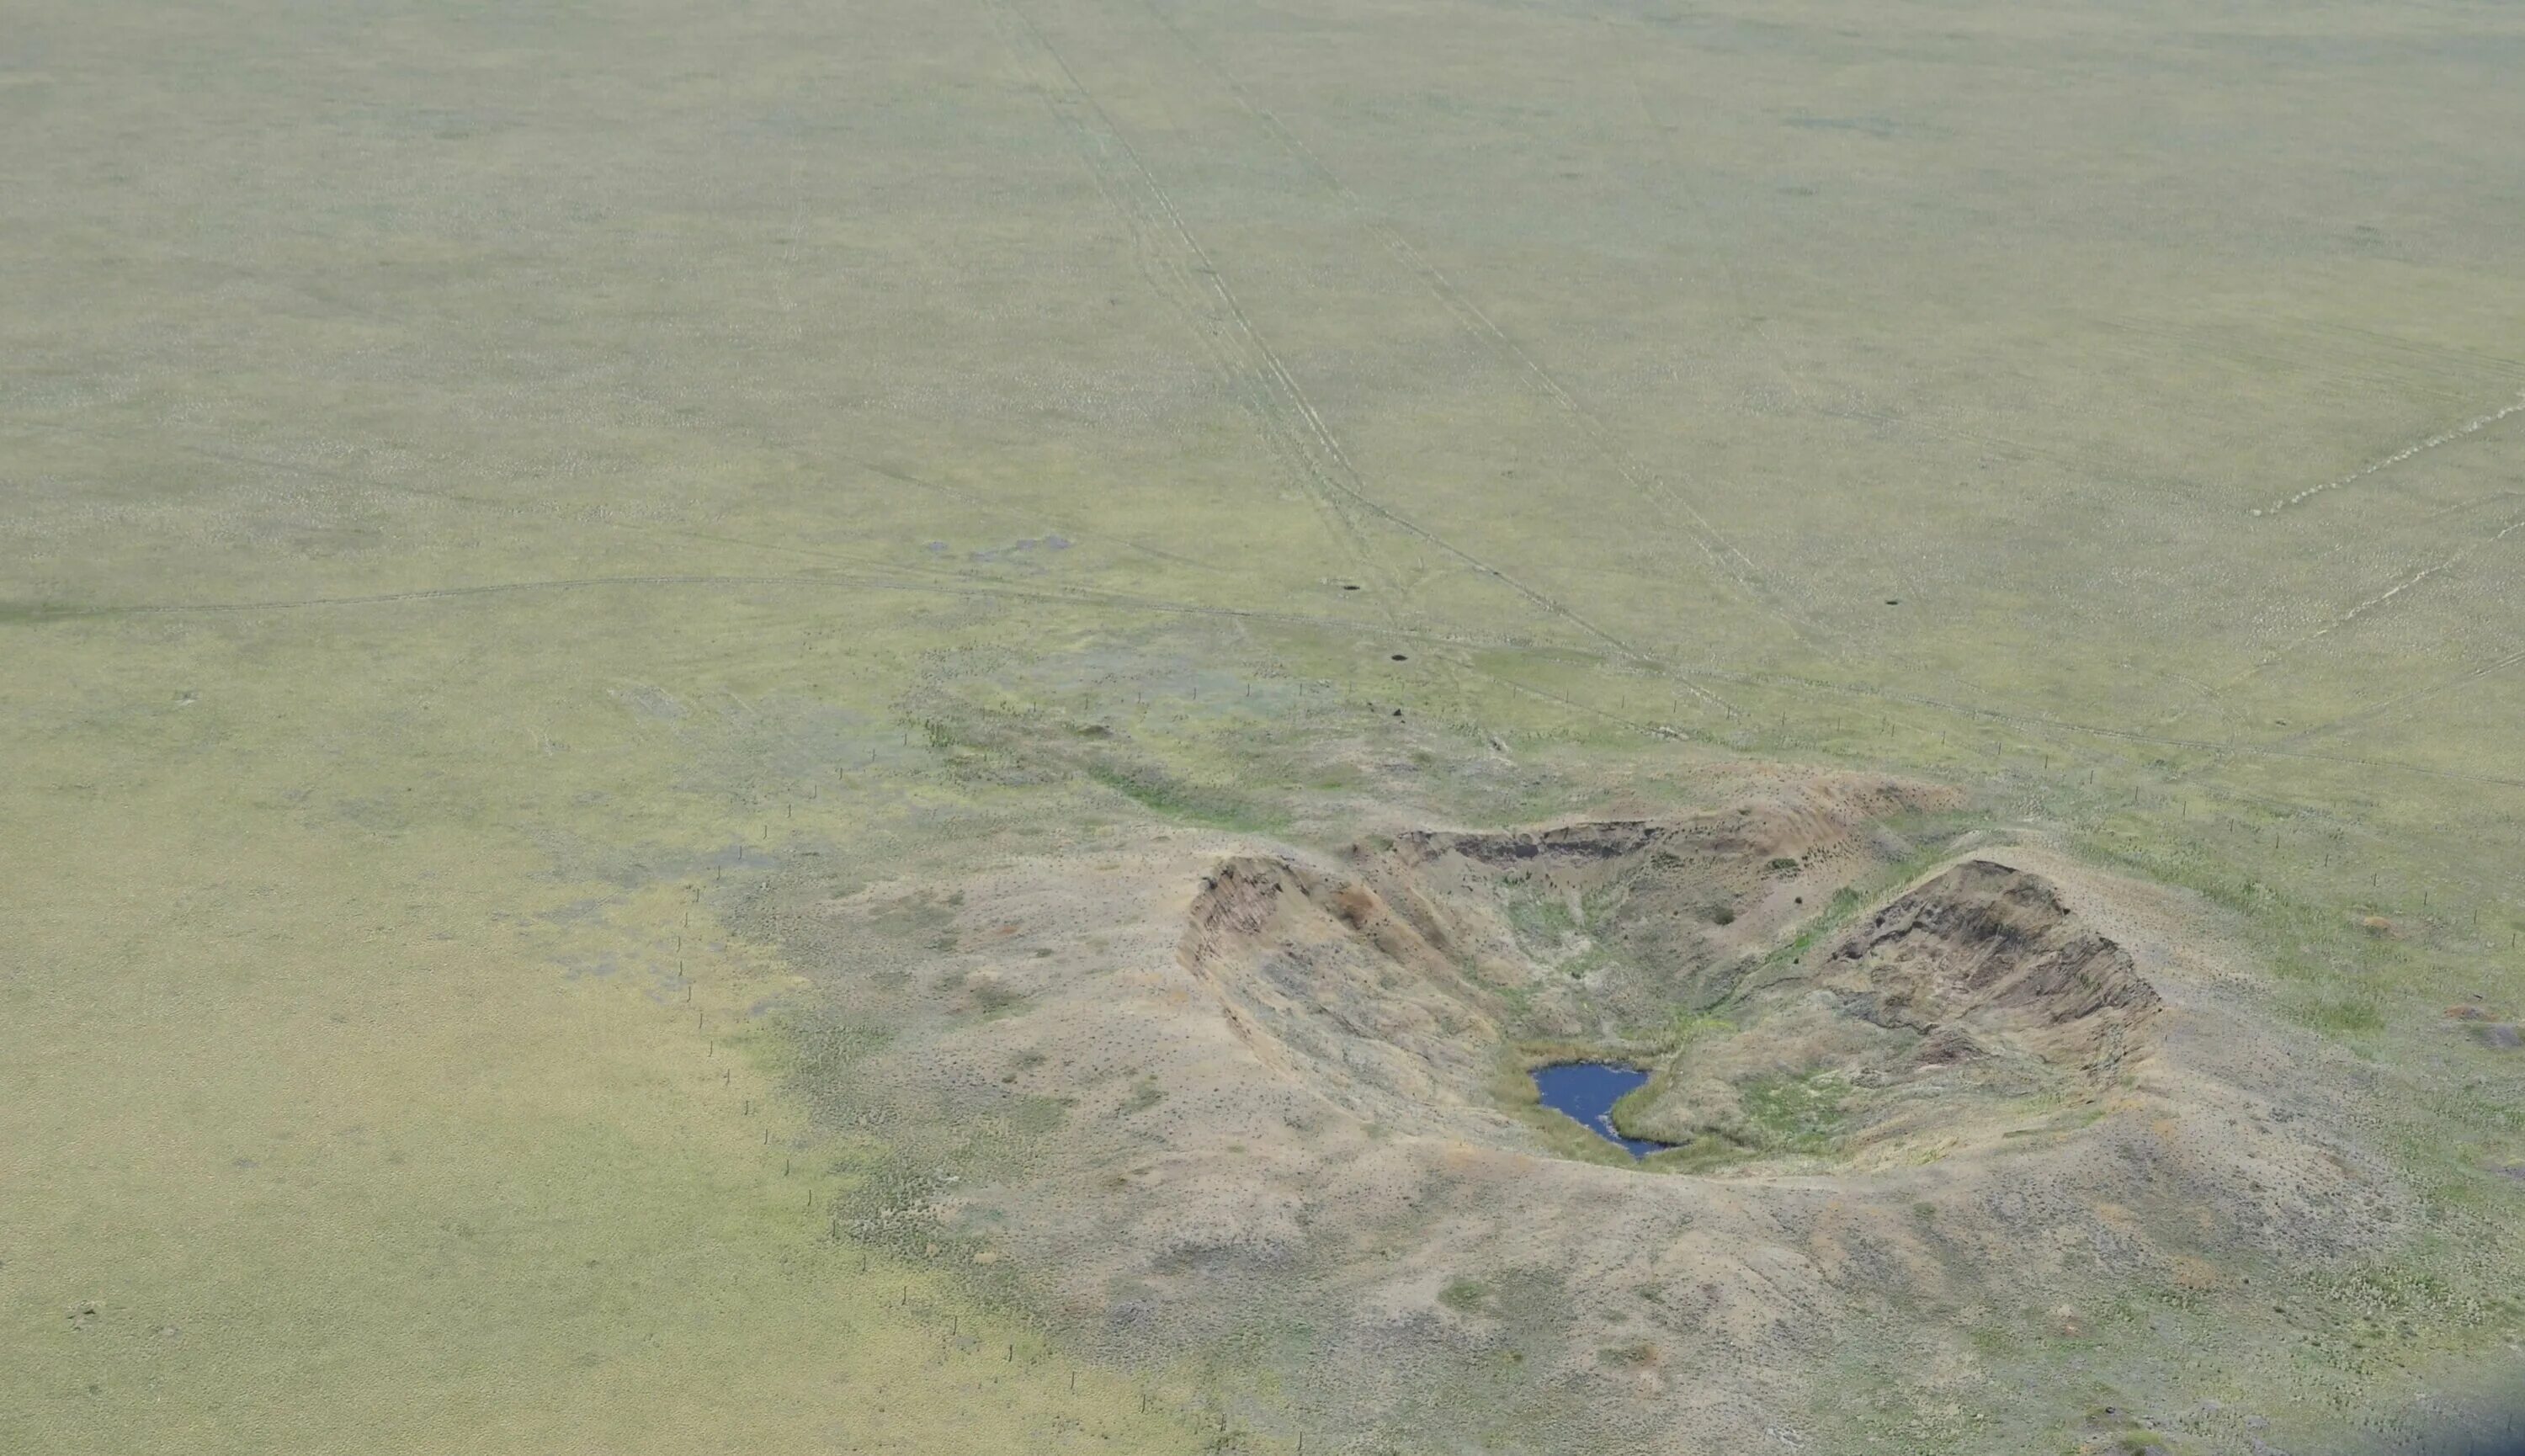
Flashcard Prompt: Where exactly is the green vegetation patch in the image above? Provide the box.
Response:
[2297,996,2387,1035]
[1503,888,1578,947]
[1082,756,1283,833]
[1736,1070,1852,1153]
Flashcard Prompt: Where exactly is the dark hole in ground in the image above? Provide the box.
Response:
[1532,1062,1676,1160]
[1391,654,1409,662]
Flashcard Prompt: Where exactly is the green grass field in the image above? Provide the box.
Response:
[7,0,2524,1450]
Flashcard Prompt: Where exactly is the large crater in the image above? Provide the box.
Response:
[1183,800,2163,1167]
[772,772,2411,1453]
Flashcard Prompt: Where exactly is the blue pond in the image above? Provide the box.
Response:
[1532,1061,1676,1159]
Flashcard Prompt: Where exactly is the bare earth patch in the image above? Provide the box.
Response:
[771,770,2412,1450]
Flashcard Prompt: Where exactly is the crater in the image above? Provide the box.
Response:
[770,768,2411,1454]
[1178,784,2153,1168]
[1621,859,2163,1166]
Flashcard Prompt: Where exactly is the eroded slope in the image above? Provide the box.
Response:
[767,775,2413,1453]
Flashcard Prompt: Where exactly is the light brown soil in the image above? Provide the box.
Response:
[765,772,2414,1452]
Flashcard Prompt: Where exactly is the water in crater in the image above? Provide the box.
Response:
[1531,1061,1676,1159]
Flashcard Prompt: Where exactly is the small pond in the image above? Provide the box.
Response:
[1531,1061,1676,1159]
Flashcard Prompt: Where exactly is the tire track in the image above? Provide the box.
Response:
[986,0,1696,700]
[1135,0,1830,659]
[2186,505,2525,713]
[979,0,1400,616]
[2254,389,2525,517]
[1445,653,1689,741]
[2276,646,2525,749]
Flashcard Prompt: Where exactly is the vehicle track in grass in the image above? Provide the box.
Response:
[982,0,1415,646]
[1131,0,1828,667]
[2254,388,2525,518]
[2165,504,2525,732]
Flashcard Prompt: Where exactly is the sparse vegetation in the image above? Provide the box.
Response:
[2299,996,2387,1035]
[1503,889,1578,947]
[1082,757,1282,833]
[1736,1071,1850,1153]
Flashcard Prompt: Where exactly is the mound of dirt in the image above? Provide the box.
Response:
[1181,853,1508,1133]
[763,772,2413,1453]
[1830,858,2161,1069]
[1620,860,2166,1162]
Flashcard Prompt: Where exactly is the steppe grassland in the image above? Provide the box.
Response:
[5,0,2525,1451]
[0,600,1233,1453]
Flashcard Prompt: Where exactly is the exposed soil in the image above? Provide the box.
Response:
[762,771,2415,1453]
[1620,859,2167,1164]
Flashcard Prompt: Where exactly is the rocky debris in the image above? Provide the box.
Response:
[1825,860,2161,1076]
